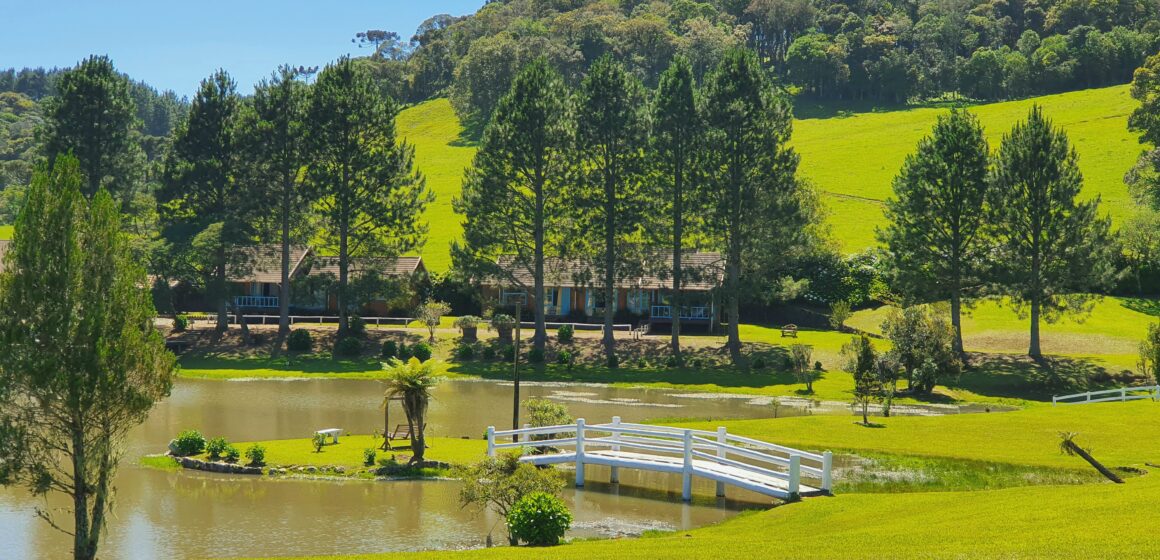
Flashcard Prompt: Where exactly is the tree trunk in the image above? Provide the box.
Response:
[671,163,683,364]
[602,179,616,363]
[214,244,228,332]
[337,192,349,338]
[725,250,742,365]
[950,289,964,356]
[533,180,546,353]
[278,176,292,341]
[71,420,94,560]
[1063,440,1124,483]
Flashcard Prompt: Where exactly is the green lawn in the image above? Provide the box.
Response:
[240,435,486,469]
[0,224,12,240]
[400,85,1140,266]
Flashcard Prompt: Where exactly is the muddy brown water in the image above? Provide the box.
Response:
[0,378,1006,558]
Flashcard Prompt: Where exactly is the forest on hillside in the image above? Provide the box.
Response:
[356,0,1160,127]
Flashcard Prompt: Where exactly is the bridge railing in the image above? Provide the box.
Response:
[1052,385,1160,406]
[487,417,832,501]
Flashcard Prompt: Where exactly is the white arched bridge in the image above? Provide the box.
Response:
[486,417,833,501]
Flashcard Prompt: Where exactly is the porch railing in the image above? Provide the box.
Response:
[651,305,711,320]
[233,296,279,308]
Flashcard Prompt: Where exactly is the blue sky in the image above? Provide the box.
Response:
[1,0,484,96]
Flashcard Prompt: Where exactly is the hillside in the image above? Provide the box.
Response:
[401,84,1140,269]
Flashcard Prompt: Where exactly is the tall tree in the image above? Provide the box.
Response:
[452,58,573,353]
[307,57,430,338]
[880,109,992,355]
[41,55,142,200]
[159,70,250,331]
[0,156,174,560]
[244,66,313,340]
[650,56,701,363]
[990,106,1114,357]
[574,55,650,363]
[701,48,808,364]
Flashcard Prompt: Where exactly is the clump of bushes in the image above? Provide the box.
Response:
[507,492,572,546]
[455,344,476,361]
[206,436,230,460]
[173,314,190,332]
[501,344,516,363]
[751,356,767,370]
[556,323,574,344]
[287,328,313,352]
[172,429,206,456]
[556,350,573,367]
[381,340,398,359]
[347,315,366,337]
[527,347,545,363]
[336,336,362,357]
[482,345,497,361]
[223,444,240,463]
[411,341,433,362]
[363,448,377,466]
[244,444,266,467]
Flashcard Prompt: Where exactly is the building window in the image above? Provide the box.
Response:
[500,290,527,306]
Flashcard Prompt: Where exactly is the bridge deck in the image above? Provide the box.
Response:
[521,449,824,499]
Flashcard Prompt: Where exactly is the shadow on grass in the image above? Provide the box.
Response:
[948,353,1115,402]
[792,96,978,120]
[1119,296,1160,317]
[179,355,383,374]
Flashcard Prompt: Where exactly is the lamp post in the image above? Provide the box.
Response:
[511,294,525,443]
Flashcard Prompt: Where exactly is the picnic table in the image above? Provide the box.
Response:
[315,428,342,444]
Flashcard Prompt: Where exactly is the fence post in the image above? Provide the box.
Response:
[788,454,801,499]
[575,418,586,487]
[1052,395,1058,406]
[715,427,727,497]
[682,429,693,502]
[486,426,495,457]
[610,416,621,484]
[822,451,833,493]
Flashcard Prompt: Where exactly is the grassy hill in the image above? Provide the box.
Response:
[400,85,1140,270]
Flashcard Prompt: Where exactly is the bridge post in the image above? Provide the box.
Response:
[610,416,621,484]
[575,418,586,487]
[715,427,727,497]
[486,426,495,457]
[682,429,693,502]
[822,451,833,493]
[788,455,801,499]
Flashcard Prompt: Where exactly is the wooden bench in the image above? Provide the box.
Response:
[387,424,412,441]
[780,324,798,338]
[315,428,342,444]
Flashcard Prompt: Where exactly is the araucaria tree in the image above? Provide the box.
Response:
[880,109,991,355]
[701,49,810,364]
[0,156,175,560]
[244,66,313,341]
[308,57,431,338]
[574,55,650,364]
[651,56,702,363]
[159,70,251,331]
[42,55,142,201]
[989,106,1114,357]
[453,58,573,354]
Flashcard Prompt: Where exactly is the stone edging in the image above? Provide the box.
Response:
[174,455,263,475]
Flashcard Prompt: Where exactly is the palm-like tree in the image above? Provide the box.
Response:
[1059,431,1123,483]
[382,358,441,464]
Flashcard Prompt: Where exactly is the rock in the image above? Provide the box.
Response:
[167,439,181,456]
[333,466,346,474]
[305,466,317,473]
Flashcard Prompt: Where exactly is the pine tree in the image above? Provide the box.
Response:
[41,55,143,201]
[574,55,650,364]
[244,66,313,340]
[990,106,1115,357]
[651,56,701,364]
[0,156,175,560]
[159,70,252,331]
[307,57,431,339]
[701,49,808,364]
[880,109,991,355]
[452,58,573,353]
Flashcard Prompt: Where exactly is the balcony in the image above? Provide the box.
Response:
[234,296,279,308]
[650,305,711,321]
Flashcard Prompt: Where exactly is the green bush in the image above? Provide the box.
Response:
[556,350,573,366]
[172,429,206,456]
[507,492,572,546]
[206,436,229,460]
[556,323,574,343]
[528,347,545,363]
[244,444,266,466]
[287,328,313,352]
[482,345,497,360]
[224,444,240,463]
[455,344,476,360]
[311,432,326,453]
[336,336,362,357]
[348,315,366,337]
[363,448,377,466]
[397,342,413,360]
[173,314,190,332]
[502,344,516,362]
[411,341,433,362]
[752,356,767,369]
[381,340,398,359]
[635,358,649,369]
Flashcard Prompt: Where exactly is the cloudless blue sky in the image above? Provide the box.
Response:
[1,0,484,96]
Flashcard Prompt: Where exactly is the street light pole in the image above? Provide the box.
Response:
[512,295,524,443]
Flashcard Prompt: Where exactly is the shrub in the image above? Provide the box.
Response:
[501,344,515,362]
[173,314,190,332]
[381,340,398,359]
[206,436,229,460]
[411,341,433,362]
[635,357,649,369]
[491,313,516,341]
[347,315,366,337]
[665,355,678,368]
[455,315,481,342]
[311,432,326,452]
[829,300,852,331]
[457,454,566,545]
[482,345,497,361]
[244,444,266,467]
[881,306,961,394]
[336,336,362,357]
[790,344,818,393]
[556,323,574,343]
[417,300,452,342]
[507,492,572,546]
[397,342,413,360]
[287,328,313,352]
[556,350,573,367]
[752,356,767,370]
[527,347,545,363]
[525,398,572,435]
[814,361,823,371]
[172,430,206,456]
[455,344,476,360]
[363,448,377,466]
[223,444,240,463]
